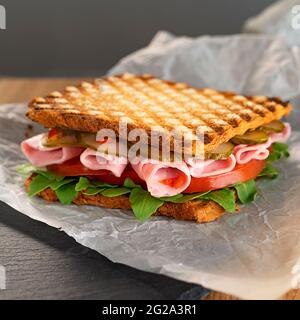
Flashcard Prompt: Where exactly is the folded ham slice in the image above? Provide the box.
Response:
[186,155,236,178]
[21,134,84,167]
[234,123,291,164]
[80,148,128,177]
[269,122,291,143]
[131,158,191,197]
[234,140,272,164]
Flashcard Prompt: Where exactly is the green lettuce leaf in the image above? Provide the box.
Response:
[233,180,256,204]
[55,182,78,205]
[35,169,64,181]
[159,194,184,202]
[258,163,278,179]
[123,178,141,189]
[49,178,75,191]
[28,174,53,197]
[101,187,131,197]
[200,189,236,212]
[75,177,90,191]
[268,142,290,161]
[15,163,38,175]
[129,188,164,220]
[83,187,106,196]
[90,180,118,188]
[160,192,210,203]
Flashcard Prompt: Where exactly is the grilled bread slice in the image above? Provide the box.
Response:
[27,73,292,153]
[25,175,237,223]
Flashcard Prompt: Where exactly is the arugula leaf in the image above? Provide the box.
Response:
[258,163,278,179]
[35,169,64,181]
[75,177,90,191]
[49,178,75,191]
[55,182,78,205]
[83,187,106,196]
[159,194,183,202]
[101,187,131,197]
[129,188,164,220]
[123,178,141,189]
[160,192,210,203]
[16,163,37,175]
[233,180,256,204]
[268,142,290,161]
[200,189,236,212]
[28,174,52,197]
[90,180,117,188]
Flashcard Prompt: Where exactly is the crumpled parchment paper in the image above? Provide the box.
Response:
[1,33,300,299]
[243,0,300,47]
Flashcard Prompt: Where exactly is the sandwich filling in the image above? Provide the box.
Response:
[19,121,291,220]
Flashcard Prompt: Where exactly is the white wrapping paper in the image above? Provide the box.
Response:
[243,0,300,47]
[1,33,300,299]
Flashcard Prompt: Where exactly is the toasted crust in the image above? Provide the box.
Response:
[25,175,237,223]
[27,73,292,153]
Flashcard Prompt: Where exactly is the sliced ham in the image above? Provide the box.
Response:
[186,155,236,178]
[130,158,191,197]
[234,140,272,164]
[269,122,291,143]
[21,134,84,167]
[80,148,128,177]
[234,122,291,164]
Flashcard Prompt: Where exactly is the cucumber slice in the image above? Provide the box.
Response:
[79,132,100,150]
[260,120,284,133]
[231,130,269,145]
[206,142,234,160]
[42,129,79,147]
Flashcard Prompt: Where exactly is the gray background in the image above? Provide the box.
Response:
[0,0,275,76]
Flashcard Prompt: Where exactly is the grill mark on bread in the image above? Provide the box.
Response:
[265,103,276,112]
[204,133,212,144]
[227,118,239,127]
[146,80,236,137]
[268,97,290,107]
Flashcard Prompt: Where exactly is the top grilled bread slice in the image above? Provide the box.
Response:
[27,73,292,153]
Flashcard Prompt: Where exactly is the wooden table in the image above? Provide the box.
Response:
[0,77,298,300]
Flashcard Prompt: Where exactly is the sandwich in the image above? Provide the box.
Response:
[18,73,292,223]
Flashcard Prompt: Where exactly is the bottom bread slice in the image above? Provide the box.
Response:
[25,176,238,223]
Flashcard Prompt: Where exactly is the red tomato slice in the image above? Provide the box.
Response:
[48,128,59,139]
[47,157,265,193]
[160,175,186,189]
[47,158,110,176]
[90,166,146,187]
[183,159,266,193]
[47,158,146,186]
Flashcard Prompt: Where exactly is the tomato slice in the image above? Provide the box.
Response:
[47,158,110,176]
[47,157,265,193]
[48,128,59,139]
[183,159,266,193]
[90,166,146,187]
[47,158,146,186]
[160,175,186,189]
